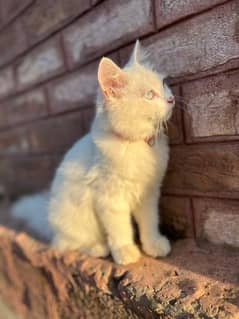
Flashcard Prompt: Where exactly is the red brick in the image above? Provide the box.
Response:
[91,0,103,5]
[119,42,136,68]
[0,155,60,196]
[193,198,239,248]
[0,9,2,27]
[182,70,239,142]
[0,5,2,26]
[0,21,27,67]
[82,107,96,132]
[22,0,90,45]
[16,37,65,90]
[0,127,31,155]
[1,109,95,156]
[27,111,86,153]
[156,0,227,29]
[0,67,16,99]
[63,0,155,68]
[0,89,48,128]
[163,143,239,199]
[0,0,33,26]
[160,196,193,239]
[169,107,184,145]
[168,86,184,144]
[144,1,239,79]
[48,62,98,114]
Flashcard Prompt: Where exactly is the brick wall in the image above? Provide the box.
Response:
[0,0,238,249]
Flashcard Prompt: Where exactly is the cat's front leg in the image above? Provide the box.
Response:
[95,198,141,265]
[134,191,171,258]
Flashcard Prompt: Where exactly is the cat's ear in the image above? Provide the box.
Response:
[127,40,147,66]
[98,57,127,99]
[132,39,141,64]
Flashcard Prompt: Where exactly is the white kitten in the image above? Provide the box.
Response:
[12,41,175,265]
[48,41,175,264]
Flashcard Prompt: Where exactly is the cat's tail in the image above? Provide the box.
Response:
[11,191,53,241]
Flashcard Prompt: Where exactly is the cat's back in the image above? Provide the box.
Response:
[52,133,95,188]
[64,133,93,163]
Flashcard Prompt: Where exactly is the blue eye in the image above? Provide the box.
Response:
[145,90,155,100]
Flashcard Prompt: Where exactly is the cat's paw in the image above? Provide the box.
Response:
[86,243,110,258]
[112,244,141,265]
[143,236,171,258]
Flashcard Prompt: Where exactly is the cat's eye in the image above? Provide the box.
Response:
[145,90,156,100]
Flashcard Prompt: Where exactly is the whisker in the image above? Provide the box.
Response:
[174,103,188,111]
[159,121,163,140]
[175,99,189,108]
[173,96,202,118]
[163,120,168,134]
[174,104,192,117]
[173,94,190,104]
[157,120,161,142]
[167,119,174,128]
[172,95,191,108]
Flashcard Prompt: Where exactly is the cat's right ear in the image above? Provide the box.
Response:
[98,58,127,99]
[126,40,148,66]
[132,40,140,64]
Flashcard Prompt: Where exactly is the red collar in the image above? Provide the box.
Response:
[113,131,155,147]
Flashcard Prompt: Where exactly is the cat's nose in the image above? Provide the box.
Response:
[167,96,175,104]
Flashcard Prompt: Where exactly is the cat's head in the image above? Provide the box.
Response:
[97,41,175,141]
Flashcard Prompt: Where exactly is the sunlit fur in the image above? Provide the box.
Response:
[98,64,173,141]
[12,41,175,265]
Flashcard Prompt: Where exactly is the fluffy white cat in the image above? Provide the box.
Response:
[12,41,175,265]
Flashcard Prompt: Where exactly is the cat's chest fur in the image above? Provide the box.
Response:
[93,133,169,191]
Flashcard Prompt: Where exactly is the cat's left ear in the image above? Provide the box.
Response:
[98,57,127,99]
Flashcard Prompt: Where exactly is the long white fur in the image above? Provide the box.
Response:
[11,41,175,264]
[11,191,52,239]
